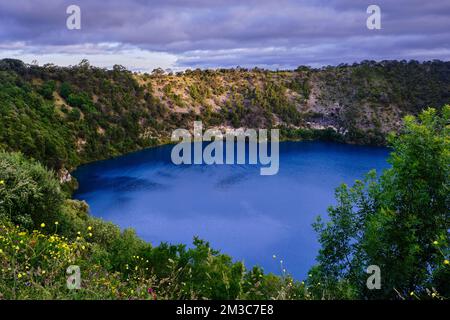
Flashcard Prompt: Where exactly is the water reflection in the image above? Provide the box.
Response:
[73,141,389,278]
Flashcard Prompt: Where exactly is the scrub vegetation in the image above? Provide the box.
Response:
[0,57,448,299]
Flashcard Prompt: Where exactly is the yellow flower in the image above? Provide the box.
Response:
[0,180,4,185]
[410,291,414,296]
[444,259,449,265]
[17,273,22,279]
[88,233,93,237]
[433,241,439,245]
[87,226,92,231]
[40,223,45,228]
[54,221,59,225]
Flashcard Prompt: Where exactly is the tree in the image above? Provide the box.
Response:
[311,106,450,299]
[0,151,64,229]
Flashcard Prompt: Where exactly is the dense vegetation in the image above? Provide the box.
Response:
[0,106,448,299]
[0,57,448,299]
[0,59,449,173]
[309,106,449,299]
[0,151,306,299]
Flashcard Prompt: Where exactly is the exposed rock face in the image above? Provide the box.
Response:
[58,168,72,184]
[135,61,449,145]
[1,58,448,170]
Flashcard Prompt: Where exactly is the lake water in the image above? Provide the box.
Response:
[73,141,390,279]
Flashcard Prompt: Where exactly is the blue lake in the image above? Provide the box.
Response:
[73,141,390,279]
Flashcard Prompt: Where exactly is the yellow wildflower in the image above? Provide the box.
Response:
[17,273,22,279]
[0,180,4,185]
[444,259,449,265]
[87,226,92,231]
[54,221,59,225]
[433,241,439,245]
[40,223,45,228]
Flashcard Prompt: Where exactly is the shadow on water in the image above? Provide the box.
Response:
[73,141,390,279]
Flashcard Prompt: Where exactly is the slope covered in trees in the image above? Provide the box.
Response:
[0,58,449,173]
[0,107,448,299]
[0,57,448,299]
[309,106,449,299]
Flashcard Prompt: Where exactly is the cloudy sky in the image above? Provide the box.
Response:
[0,0,449,71]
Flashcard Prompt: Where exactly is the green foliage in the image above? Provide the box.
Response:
[0,152,303,300]
[0,60,161,170]
[188,83,210,104]
[1,58,449,300]
[311,106,450,299]
[0,151,64,229]
[0,71,76,168]
[1,59,449,170]
[59,82,72,100]
[38,81,56,100]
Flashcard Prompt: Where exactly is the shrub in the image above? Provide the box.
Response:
[311,106,450,299]
[0,151,64,229]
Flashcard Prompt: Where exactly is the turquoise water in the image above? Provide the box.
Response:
[73,141,390,279]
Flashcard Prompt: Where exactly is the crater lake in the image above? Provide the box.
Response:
[73,141,390,279]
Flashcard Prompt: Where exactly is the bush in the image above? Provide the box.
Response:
[0,151,64,229]
[311,106,450,299]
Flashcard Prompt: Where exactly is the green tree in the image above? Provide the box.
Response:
[0,151,64,228]
[311,106,450,299]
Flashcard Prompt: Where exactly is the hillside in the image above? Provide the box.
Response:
[0,106,448,300]
[0,58,449,172]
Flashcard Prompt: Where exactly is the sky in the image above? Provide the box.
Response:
[0,0,449,72]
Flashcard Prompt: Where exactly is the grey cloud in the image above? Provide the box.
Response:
[0,0,448,69]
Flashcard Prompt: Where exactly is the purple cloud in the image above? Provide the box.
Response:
[0,0,448,69]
